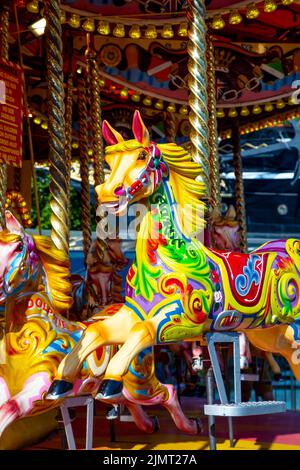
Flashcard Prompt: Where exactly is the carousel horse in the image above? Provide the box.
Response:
[48,110,300,403]
[71,238,128,320]
[0,211,200,438]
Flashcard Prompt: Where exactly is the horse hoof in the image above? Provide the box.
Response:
[192,417,202,434]
[151,416,160,433]
[46,380,73,400]
[106,405,119,420]
[96,379,123,400]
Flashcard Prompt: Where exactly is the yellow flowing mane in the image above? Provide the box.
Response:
[32,235,73,312]
[0,231,72,313]
[158,142,207,235]
[105,140,207,236]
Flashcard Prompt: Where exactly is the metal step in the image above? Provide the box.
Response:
[204,400,286,417]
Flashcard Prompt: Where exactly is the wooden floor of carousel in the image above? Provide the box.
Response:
[23,397,300,450]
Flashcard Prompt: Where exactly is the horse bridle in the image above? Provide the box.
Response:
[125,143,167,201]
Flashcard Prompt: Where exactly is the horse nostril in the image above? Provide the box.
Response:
[114,185,125,197]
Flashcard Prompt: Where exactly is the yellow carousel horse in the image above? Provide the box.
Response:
[48,110,300,402]
[0,211,200,441]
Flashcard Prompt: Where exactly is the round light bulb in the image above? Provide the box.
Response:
[113,24,125,38]
[129,25,141,39]
[155,100,164,110]
[97,21,110,35]
[211,15,225,30]
[246,3,260,19]
[228,10,242,25]
[228,107,238,118]
[161,24,174,38]
[82,18,95,32]
[143,97,152,106]
[27,1,39,14]
[144,25,157,39]
[178,22,188,37]
[240,106,250,116]
[131,93,141,103]
[264,0,277,12]
[69,14,81,28]
[167,103,176,113]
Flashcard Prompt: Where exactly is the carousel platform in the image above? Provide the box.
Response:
[24,397,300,451]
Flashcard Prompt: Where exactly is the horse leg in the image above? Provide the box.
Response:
[122,348,200,435]
[125,402,159,434]
[161,384,201,434]
[246,324,300,381]
[47,305,139,399]
[102,310,196,385]
[103,319,156,383]
[0,372,51,437]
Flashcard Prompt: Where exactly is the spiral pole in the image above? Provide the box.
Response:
[187,0,210,200]
[165,111,177,143]
[0,5,9,228]
[206,34,221,211]
[232,120,248,253]
[78,80,92,263]
[44,0,69,253]
[65,73,73,201]
[86,50,104,189]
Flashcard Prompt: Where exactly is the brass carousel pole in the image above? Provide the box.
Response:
[232,119,248,253]
[86,35,104,189]
[86,34,106,261]
[43,0,69,253]
[0,5,9,228]
[78,77,92,263]
[14,2,42,234]
[187,0,210,201]
[64,70,73,203]
[206,33,221,211]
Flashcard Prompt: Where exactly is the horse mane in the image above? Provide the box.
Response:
[157,143,207,236]
[32,235,73,312]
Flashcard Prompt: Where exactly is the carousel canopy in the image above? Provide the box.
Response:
[4,0,300,160]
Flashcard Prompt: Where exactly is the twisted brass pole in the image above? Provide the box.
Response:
[206,34,221,211]
[14,168,21,192]
[65,73,73,201]
[232,119,248,253]
[0,5,9,228]
[187,0,210,200]
[44,0,69,253]
[78,80,92,263]
[86,48,104,189]
[86,40,106,263]
[165,111,177,143]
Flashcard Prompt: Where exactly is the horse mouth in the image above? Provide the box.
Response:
[101,199,128,215]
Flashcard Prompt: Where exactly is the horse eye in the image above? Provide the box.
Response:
[17,242,23,252]
[138,150,147,161]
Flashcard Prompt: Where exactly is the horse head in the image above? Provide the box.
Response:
[0,211,39,303]
[210,205,240,252]
[96,110,167,214]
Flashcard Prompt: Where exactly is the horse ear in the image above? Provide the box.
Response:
[226,205,236,220]
[132,110,149,147]
[210,207,221,222]
[102,120,124,145]
[5,211,25,236]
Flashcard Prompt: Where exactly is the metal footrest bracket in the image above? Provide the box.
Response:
[60,395,94,450]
